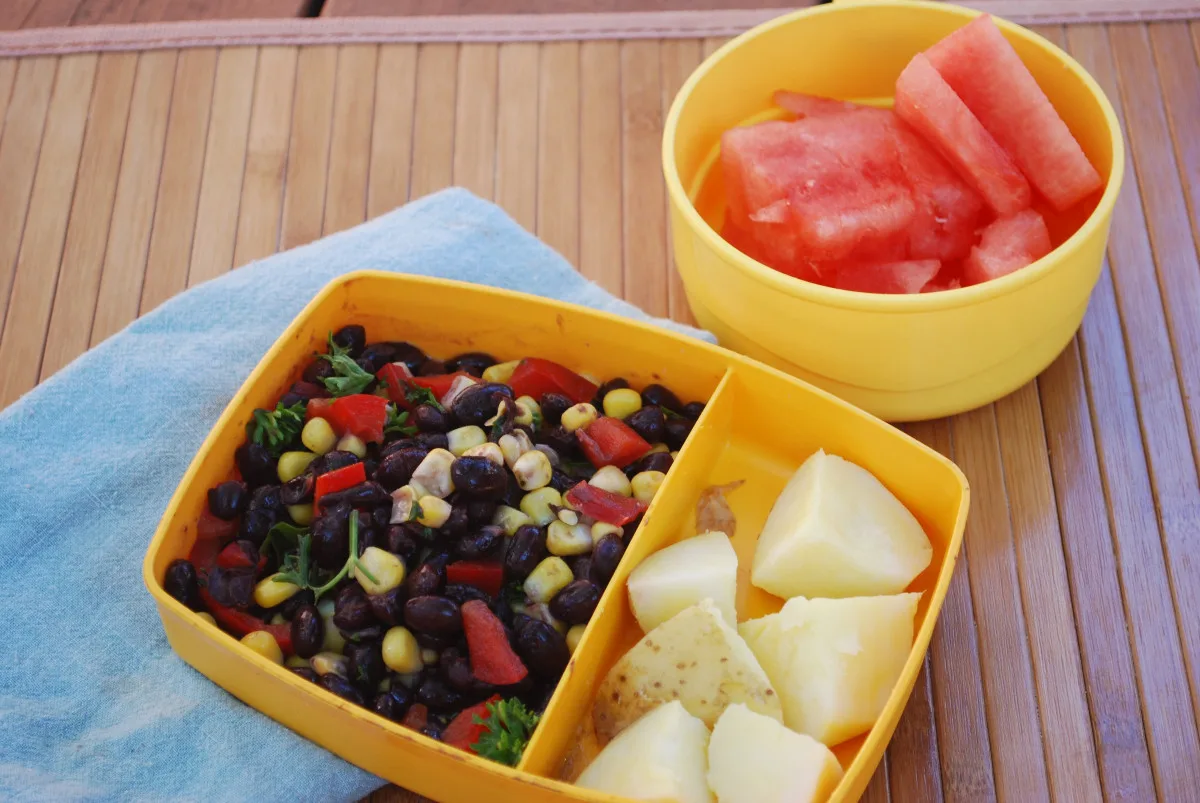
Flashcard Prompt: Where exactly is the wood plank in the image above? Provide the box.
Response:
[1152,23,1200,291]
[860,755,890,803]
[1038,338,1158,801]
[23,0,84,28]
[367,43,417,219]
[133,0,307,22]
[535,41,579,264]
[280,45,337,251]
[325,0,803,14]
[186,46,257,287]
[408,43,458,201]
[908,419,997,803]
[452,43,498,200]
[71,0,137,25]
[139,48,217,310]
[323,45,378,235]
[0,54,94,408]
[40,52,135,380]
[578,40,622,294]
[888,656,943,803]
[993,382,1102,801]
[659,38,700,325]
[494,42,538,232]
[620,40,667,317]
[89,50,175,345]
[232,46,296,267]
[0,0,39,30]
[0,57,55,348]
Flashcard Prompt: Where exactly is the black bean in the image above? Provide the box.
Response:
[539,393,572,426]
[279,588,315,620]
[446,352,498,377]
[550,580,601,625]
[640,383,682,412]
[416,677,465,711]
[207,481,249,520]
[451,456,508,500]
[374,448,428,492]
[206,566,256,609]
[340,624,385,644]
[368,587,407,627]
[346,641,386,691]
[455,525,504,560]
[292,667,320,684]
[302,358,335,385]
[279,381,327,408]
[237,508,276,546]
[414,631,459,651]
[413,404,449,433]
[356,343,400,373]
[385,526,419,569]
[591,534,625,584]
[418,358,447,376]
[534,424,576,458]
[317,481,391,508]
[372,686,413,721]
[406,562,446,598]
[320,674,365,706]
[625,451,674,479]
[463,499,498,527]
[388,342,429,374]
[290,605,325,659]
[548,470,575,494]
[332,325,367,357]
[163,560,203,611]
[567,556,593,587]
[417,433,451,452]
[235,442,277,488]
[333,585,376,631]
[664,416,694,451]
[443,583,492,607]
[681,401,705,420]
[515,619,570,679]
[251,485,283,512]
[441,651,478,693]
[451,383,514,427]
[280,473,314,506]
[624,405,666,445]
[502,472,525,508]
[380,438,418,458]
[311,450,360,477]
[404,596,462,636]
[505,525,546,580]
[311,503,351,570]
[592,377,629,408]
[440,506,469,539]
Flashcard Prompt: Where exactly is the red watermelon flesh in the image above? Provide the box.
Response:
[832,259,942,294]
[925,15,1102,211]
[895,53,1031,216]
[962,208,1052,284]
[773,90,869,118]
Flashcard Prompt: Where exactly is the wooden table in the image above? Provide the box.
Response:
[0,9,1197,803]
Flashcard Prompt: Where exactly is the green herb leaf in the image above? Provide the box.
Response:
[661,406,684,420]
[471,698,541,767]
[490,416,508,441]
[246,401,307,456]
[530,409,544,430]
[405,384,444,412]
[272,533,313,588]
[385,405,418,438]
[309,513,363,601]
[561,459,595,479]
[261,521,310,566]
[319,352,376,397]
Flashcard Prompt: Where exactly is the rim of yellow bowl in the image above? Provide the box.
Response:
[661,0,1126,314]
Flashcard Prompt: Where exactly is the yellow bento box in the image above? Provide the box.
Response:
[142,271,969,803]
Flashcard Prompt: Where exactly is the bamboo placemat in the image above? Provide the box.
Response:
[0,15,1198,803]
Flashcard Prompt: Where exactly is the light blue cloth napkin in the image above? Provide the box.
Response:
[0,188,713,803]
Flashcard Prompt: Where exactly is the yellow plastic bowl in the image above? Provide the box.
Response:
[663,0,1124,422]
[144,271,968,803]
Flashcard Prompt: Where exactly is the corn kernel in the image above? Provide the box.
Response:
[498,430,534,468]
[285,655,309,669]
[464,441,505,466]
[417,495,452,528]
[317,599,345,653]
[421,648,440,666]
[513,449,553,491]
[269,614,287,626]
[356,546,406,595]
[407,478,431,499]
[482,359,520,384]
[523,557,574,604]
[287,503,314,526]
[493,505,533,536]
[631,470,666,503]
[520,487,563,526]
[561,402,598,433]
[513,400,537,427]
[241,631,283,664]
[591,521,623,544]
[381,627,424,674]
[311,651,348,677]
[546,520,593,556]
[525,602,568,634]
[589,465,632,497]
[390,486,419,524]
[447,425,487,456]
[442,375,479,408]
[671,451,680,460]
[557,508,579,526]
[254,575,300,608]
[301,417,337,455]
[197,612,216,627]
[277,450,317,483]
[336,433,367,458]
[411,448,456,498]
[603,388,643,420]
[566,624,587,654]
[646,442,670,455]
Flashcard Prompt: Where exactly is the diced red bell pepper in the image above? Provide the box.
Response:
[216,540,266,574]
[314,462,367,512]
[188,537,223,573]
[446,561,505,598]
[198,586,293,655]
[575,416,652,469]
[461,600,529,686]
[306,397,334,420]
[401,703,429,732]
[377,363,415,407]
[508,358,598,405]
[328,394,389,444]
[408,372,476,400]
[442,695,502,752]
[197,505,238,541]
[564,482,648,526]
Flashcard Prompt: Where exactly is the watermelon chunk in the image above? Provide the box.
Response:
[894,53,1031,216]
[962,209,1052,284]
[773,90,869,118]
[832,259,941,294]
[926,15,1102,211]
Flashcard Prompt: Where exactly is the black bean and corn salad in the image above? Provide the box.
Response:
[162,326,704,765]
